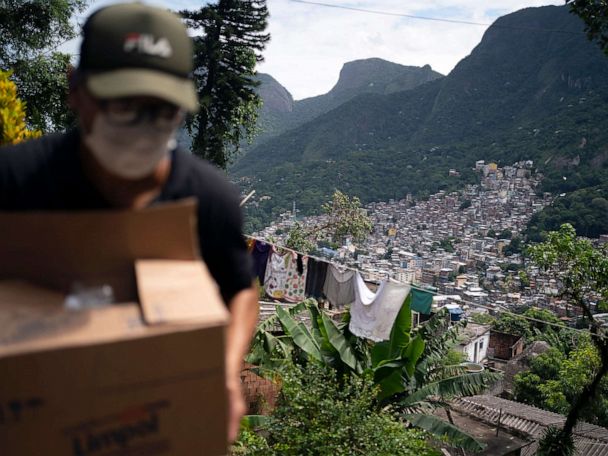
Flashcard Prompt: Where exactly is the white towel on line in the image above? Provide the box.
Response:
[348,272,411,342]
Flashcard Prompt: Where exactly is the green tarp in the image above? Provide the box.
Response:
[411,288,433,314]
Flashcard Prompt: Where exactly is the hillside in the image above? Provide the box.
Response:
[233,6,608,235]
[248,59,443,148]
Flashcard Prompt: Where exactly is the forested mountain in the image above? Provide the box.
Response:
[234,6,608,236]
[249,59,443,149]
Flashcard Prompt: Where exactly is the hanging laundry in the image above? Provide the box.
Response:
[349,272,411,342]
[283,254,308,303]
[411,288,434,315]
[251,240,271,285]
[246,238,255,253]
[305,258,328,299]
[323,264,355,309]
[264,247,289,299]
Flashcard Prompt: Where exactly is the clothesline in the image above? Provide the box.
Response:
[246,234,606,340]
[246,234,422,285]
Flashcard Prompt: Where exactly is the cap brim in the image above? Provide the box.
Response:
[86,69,198,113]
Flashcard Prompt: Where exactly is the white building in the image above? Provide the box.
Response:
[457,323,491,364]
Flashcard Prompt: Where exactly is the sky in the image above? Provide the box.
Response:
[69,0,564,100]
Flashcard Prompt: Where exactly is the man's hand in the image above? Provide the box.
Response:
[225,284,259,443]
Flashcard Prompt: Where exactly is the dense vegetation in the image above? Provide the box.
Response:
[246,60,443,151]
[526,183,608,240]
[232,363,440,456]
[246,298,499,452]
[234,6,608,236]
[0,70,40,145]
[514,339,608,428]
[0,0,87,132]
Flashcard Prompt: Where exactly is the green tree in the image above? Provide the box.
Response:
[518,270,530,289]
[241,363,440,456]
[528,224,608,454]
[503,236,523,256]
[497,228,512,239]
[439,238,455,253]
[0,0,87,132]
[493,313,533,340]
[458,199,471,210]
[181,0,269,169]
[513,347,566,407]
[567,0,608,56]
[285,190,373,253]
[283,221,315,253]
[493,306,577,352]
[514,338,608,427]
[469,313,496,326]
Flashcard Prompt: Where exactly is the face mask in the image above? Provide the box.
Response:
[84,113,178,179]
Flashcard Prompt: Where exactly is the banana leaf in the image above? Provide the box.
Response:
[307,302,341,367]
[276,305,322,362]
[374,364,407,401]
[403,334,425,378]
[403,413,485,452]
[399,371,500,408]
[371,293,413,367]
[321,310,363,374]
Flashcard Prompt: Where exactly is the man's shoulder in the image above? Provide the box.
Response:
[170,149,241,204]
[0,130,77,167]
[0,130,81,210]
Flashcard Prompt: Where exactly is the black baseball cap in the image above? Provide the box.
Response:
[78,2,198,112]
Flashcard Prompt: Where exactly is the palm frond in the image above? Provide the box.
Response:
[399,371,501,408]
[403,413,486,453]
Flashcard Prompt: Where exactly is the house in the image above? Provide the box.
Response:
[488,331,524,361]
[457,323,492,364]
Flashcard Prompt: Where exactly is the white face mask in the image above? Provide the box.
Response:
[84,113,178,179]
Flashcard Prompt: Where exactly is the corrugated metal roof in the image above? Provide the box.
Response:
[452,395,608,456]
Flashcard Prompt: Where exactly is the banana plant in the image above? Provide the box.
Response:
[394,309,501,453]
[370,294,425,400]
[246,297,498,453]
[249,296,426,396]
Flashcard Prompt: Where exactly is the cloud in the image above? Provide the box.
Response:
[257,0,563,99]
[70,0,564,100]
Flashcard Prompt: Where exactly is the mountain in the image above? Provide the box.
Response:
[233,6,608,235]
[253,73,294,140]
[249,59,443,147]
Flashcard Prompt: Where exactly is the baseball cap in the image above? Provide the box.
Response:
[78,2,198,112]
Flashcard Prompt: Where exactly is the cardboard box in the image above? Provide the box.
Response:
[0,200,230,455]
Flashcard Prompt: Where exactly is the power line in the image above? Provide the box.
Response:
[289,0,586,35]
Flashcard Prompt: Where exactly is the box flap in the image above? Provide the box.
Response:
[0,280,227,358]
[136,260,229,325]
[0,280,140,357]
[0,199,199,302]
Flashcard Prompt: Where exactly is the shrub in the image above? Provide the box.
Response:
[0,70,40,146]
[234,363,440,456]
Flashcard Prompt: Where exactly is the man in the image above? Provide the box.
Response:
[0,3,258,443]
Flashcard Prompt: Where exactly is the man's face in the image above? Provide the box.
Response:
[70,85,184,133]
[69,80,185,181]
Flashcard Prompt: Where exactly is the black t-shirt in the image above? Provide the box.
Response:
[0,129,254,304]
